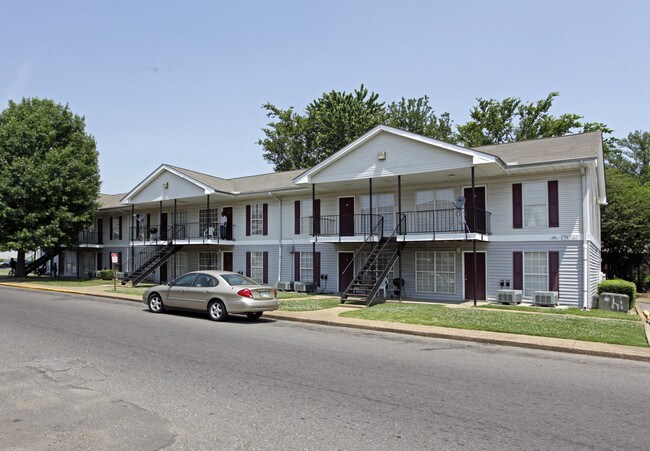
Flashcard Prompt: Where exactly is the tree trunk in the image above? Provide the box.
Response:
[16,250,26,278]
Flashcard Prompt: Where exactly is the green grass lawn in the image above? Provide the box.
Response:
[277,291,315,300]
[341,303,648,347]
[279,297,340,311]
[0,276,111,286]
[480,304,640,321]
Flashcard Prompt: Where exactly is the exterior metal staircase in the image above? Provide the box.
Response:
[122,239,183,286]
[341,215,406,307]
[25,247,66,275]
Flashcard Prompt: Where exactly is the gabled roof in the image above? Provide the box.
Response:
[293,125,504,185]
[475,131,603,166]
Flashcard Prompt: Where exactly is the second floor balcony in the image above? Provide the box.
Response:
[303,207,491,241]
[130,222,232,245]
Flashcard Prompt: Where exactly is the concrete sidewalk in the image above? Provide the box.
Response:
[2,281,650,363]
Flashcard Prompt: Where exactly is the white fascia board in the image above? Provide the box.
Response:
[293,125,500,185]
[120,164,216,204]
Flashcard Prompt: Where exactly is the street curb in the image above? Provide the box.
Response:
[3,282,650,362]
[264,313,650,363]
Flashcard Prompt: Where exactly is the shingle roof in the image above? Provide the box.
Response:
[475,131,602,166]
[168,164,306,194]
[98,193,126,209]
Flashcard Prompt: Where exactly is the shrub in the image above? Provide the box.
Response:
[100,269,115,280]
[597,279,636,310]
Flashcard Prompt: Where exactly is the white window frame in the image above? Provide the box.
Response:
[300,252,313,284]
[524,251,548,298]
[174,252,188,276]
[415,251,455,294]
[199,251,219,271]
[361,193,395,232]
[523,181,548,228]
[250,203,264,236]
[250,251,264,283]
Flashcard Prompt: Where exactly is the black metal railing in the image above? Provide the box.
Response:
[130,222,229,244]
[77,230,102,245]
[400,207,491,236]
[302,214,383,238]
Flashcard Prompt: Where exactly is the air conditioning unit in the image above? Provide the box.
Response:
[294,281,316,293]
[597,292,629,312]
[496,289,522,305]
[276,281,294,291]
[533,291,559,306]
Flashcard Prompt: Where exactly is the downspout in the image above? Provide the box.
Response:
[580,161,590,308]
[269,191,282,283]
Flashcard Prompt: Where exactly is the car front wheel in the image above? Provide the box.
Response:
[208,300,228,321]
[246,312,263,320]
[148,293,164,313]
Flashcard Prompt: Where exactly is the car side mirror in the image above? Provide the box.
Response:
[168,281,175,286]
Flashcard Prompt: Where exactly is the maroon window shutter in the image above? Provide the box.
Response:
[263,252,269,284]
[513,252,523,290]
[294,200,301,234]
[109,217,113,240]
[512,184,523,229]
[118,252,123,271]
[245,252,251,277]
[146,213,151,230]
[548,180,559,228]
[314,252,321,287]
[246,205,251,236]
[549,251,560,292]
[294,253,300,282]
[313,199,321,235]
[263,203,268,236]
[118,216,123,240]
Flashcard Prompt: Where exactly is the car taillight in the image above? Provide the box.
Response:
[237,288,253,298]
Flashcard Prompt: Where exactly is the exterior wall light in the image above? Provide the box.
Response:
[377,151,386,161]
[162,182,169,189]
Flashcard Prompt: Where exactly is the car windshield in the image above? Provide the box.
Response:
[220,273,260,286]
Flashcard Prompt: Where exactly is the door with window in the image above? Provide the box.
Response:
[464,252,486,300]
[339,197,355,236]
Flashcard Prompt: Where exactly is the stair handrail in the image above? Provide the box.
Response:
[340,216,384,278]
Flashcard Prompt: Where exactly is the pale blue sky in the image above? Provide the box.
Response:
[2,0,648,194]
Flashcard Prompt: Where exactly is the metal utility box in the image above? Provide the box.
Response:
[533,291,559,306]
[276,281,294,291]
[294,281,316,293]
[597,292,629,312]
[496,290,522,305]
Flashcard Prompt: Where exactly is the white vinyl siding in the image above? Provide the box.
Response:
[250,203,264,235]
[523,181,547,228]
[524,251,547,298]
[250,251,264,283]
[415,251,455,294]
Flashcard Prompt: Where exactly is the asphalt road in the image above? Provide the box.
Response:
[1,287,649,450]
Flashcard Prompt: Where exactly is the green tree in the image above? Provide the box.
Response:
[456,92,585,147]
[607,130,650,183]
[0,98,100,276]
[384,96,455,142]
[259,85,385,171]
[600,168,650,287]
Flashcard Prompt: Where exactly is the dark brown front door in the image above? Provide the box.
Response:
[223,207,233,240]
[223,252,233,272]
[339,197,355,236]
[96,252,102,271]
[464,252,486,300]
[160,213,168,240]
[338,252,354,293]
[464,186,486,233]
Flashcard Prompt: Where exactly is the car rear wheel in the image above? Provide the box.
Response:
[148,293,164,313]
[246,312,263,320]
[208,300,228,321]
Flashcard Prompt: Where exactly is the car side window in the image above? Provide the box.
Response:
[193,274,217,288]
[174,273,196,287]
